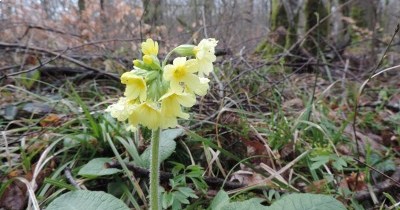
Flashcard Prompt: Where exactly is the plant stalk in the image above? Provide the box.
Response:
[150,128,161,210]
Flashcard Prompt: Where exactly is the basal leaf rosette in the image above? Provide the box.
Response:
[106,38,218,130]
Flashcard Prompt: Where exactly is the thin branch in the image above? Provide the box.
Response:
[0,48,68,80]
[20,24,81,40]
[354,158,400,187]
[64,167,81,190]
[0,41,119,80]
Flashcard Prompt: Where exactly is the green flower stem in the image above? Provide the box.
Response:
[162,47,178,68]
[150,128,161,210]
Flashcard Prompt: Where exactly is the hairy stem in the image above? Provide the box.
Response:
[150,128,161,210]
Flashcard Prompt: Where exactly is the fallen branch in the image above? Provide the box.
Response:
[0,41,119,80]
[0,48,67,81]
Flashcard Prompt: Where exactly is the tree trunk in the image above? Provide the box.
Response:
[142,0,163,26]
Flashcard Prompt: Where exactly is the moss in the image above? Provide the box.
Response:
[350,5,367,28]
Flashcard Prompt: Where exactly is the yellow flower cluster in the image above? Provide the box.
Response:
[106,38,218,130]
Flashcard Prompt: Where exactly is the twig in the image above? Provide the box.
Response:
[20,24,81,40]
[64,167,81,190]
[0,64,20,72]
[354,167,400,201]
[353,158,400,187]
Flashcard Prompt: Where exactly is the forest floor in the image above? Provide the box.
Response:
[1,27,400,210]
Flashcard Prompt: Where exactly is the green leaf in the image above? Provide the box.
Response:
[140,128,183,168]
[310,155,330,170]
[20,70,40,89]
[162,192,174,209]
[46,190,130,210]
[209,191,345,210]
[63,134,96,147]
[269,193,346,210]
[177,187,198,198]
[209,190,230,210]
[220,198,266,210]
[310,155,330,162]
[78,158,121,177]
[174,191,190,204]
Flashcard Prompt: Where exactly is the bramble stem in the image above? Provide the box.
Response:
[150,128,161,210]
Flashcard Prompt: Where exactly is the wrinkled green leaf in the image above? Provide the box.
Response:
[78,158,121,177]
[46,190,130,210]
[209,190,230,210]
[140,128,183,168]
[209,191,346,210]
[63,134,96,147]
[220,198,266,210]
[269,193,346,210]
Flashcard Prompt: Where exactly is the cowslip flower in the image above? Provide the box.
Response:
[160,90,196,119]
[185,77,210,97]
[163,57,208,96]
[121,72,147,102]
[107,38,217,131]
[193,38,218,77]
[134,102,162,129]
[105,97,137,121]
[141,38,159,56]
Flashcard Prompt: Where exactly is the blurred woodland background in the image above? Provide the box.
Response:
[1,0,400,210]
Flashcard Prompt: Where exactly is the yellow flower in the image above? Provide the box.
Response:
[143,55,153,65]
[163,57,205,95]
[121,72,147,102]
[182,77,210,97]
[194,77,210,96]
[193,38,218,77]
[135,102,162,129]
[160,90,196,119]
[142,38,158,56]
[160,116,178,129]
[105,97,136,121]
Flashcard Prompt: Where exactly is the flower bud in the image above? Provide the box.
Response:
[143,55,161,70]
[133,59,146,69]
[143,55,153,65]
[174,44,195,57]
